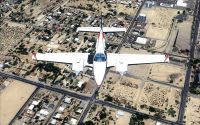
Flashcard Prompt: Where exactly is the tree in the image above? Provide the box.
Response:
[99,111,107,120]
[167,107,176,117]
[84,121,95,125]
[129,113,148,125]
[149,106,156,112]
[104,95,113,102]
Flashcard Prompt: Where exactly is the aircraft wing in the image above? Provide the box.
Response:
[107,53,169,67]
[103,27,126,32]
[76,27,101,32]
[32,52,91,67]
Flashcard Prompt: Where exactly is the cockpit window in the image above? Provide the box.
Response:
[94,53,106,62]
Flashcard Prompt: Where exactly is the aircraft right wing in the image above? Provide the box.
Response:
[107,53,169,73]
[103,27,126,32]
[107,53,169,67]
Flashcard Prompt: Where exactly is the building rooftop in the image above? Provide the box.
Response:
[70,118,77,125]
[64,97,72,103]
[136,37,148,45]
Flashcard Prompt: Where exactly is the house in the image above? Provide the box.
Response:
[176,0,187,7]
[54,113,61,119]
[135,37,148,45]
[59,106,65,112]
[28,105,34,110]
[75,108,83,114]
[77,81,84,88]
[64,97,72,103]
[155,122,162,125]
[32,100,40,105]
[70,118,77,125]
[116,110,124,118]
[39,109,49,116]
[50,119,57,125]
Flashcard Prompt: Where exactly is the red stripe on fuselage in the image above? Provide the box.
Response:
[98,32,105,41]
[98,33,100,39]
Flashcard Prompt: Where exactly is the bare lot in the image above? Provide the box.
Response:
[149,64,186,87]
[185,96,200,125]
[141,7,178,40]
[0,22,26,62]
[0,80,36,125]
[66,0,137,15]
[99,71,141,107]
[138,82,181,121]
[175,15,193,51]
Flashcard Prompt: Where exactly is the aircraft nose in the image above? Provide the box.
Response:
[95,76,103,86]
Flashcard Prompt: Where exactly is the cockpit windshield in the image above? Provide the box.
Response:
[94,53,106,62]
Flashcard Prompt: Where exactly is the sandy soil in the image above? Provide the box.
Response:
[99,72,141,107]
[185,96,200,125]
[66,0,137,15]
[115,112,131,125]
[176,15,193,50]
[0,80,36,125]
[149,63,185,87]
[141,7,179,40]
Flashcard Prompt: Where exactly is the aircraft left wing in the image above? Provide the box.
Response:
[107,53,169,67]
[32,52,92,67]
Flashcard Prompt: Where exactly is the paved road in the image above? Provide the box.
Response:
[177,0,200,124]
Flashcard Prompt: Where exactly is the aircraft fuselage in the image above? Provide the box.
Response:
[93,30,107,86]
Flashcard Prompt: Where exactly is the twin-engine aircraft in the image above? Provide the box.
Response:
[32,18,169,86]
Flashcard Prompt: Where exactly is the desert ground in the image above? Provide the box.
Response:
[149,63,185,87]
[176,15,193,51]
[138,81,181,121]
[141,7,179,40]
[66,0,137,15]
[0,80,36,125]
[185,96,200,125]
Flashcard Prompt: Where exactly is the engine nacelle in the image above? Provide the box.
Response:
[116,59,127,75]
[72,58,84,75]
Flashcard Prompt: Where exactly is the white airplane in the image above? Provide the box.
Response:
[32,18,169,86]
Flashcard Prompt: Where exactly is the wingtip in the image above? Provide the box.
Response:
[32,52,37,60]
[164,53,169,62]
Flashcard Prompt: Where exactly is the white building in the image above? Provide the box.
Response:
[59,106,65,112]
[51,119,57,125]
[28,105,34,110]
[77,81,84,88]
[32,100,40,105]
[64,97,72,103]
[116,110,125,118]
[39,109,49,116]
[176,0,187,7]
[70,118,77,125]
[55,113,61,119]
[135,37,148,45]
